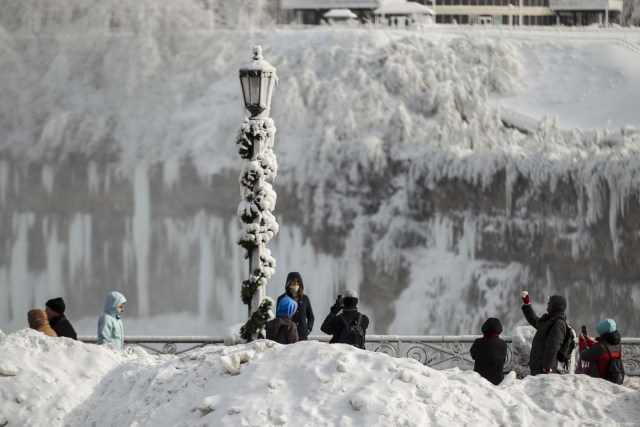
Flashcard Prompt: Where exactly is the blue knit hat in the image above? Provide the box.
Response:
[276,296,297,318]
[596,318,616,336]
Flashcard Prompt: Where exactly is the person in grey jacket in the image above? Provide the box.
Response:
[521,291,567,375]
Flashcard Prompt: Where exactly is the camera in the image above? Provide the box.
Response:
[336,294,344,308]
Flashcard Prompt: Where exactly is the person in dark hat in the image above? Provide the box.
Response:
[45,297,77,340]
[470,317,508,385]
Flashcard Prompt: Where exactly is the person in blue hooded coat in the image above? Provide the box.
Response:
[265,296,299,344]
[97,291,127,350]
[276,272,315,340]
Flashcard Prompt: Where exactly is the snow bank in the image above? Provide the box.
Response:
[1,330,640,426]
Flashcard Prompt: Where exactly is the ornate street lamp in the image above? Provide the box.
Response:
[236,46,279,341]
[239,46,278,120]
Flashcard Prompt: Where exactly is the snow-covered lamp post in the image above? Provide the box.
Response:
[236,46,279,341]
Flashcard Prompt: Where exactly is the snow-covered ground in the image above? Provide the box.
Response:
[1,329,640,427]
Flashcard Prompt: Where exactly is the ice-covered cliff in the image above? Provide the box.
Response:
[1,0,639,336]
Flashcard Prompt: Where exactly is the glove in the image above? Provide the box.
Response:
[330,295,344,314]
[521,291,531,305]
[542,368,551,374]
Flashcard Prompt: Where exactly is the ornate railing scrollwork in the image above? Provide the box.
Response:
[78,335,640,376]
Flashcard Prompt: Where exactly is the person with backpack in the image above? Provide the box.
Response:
[320,290,369,349]
[520,291,568,375]
[265,296,299,345]
[470,317,508,385]
[276,272,315,340]
[579,318,624,384]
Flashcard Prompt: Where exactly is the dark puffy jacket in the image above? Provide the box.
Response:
[470,318,508,385]
[265,317,299,344]
[522,295,567,375]
[580,331,622,379]
[277,272,315,340]
[320,309,369,346]
[50,315,77,340]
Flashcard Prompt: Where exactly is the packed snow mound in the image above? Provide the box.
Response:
[2,330,640,426]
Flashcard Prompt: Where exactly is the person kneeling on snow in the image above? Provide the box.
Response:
[97,291,127,351]
[265,296,299,345]
[470,317,508,385]
[579,318,623,382]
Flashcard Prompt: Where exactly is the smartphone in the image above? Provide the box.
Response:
[336,294,344,307]
[581,325,587,335]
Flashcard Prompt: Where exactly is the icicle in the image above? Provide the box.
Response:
[0,160,8,206]
[88,161,100,195]
[10,212,35,327]
[133,162,150,317]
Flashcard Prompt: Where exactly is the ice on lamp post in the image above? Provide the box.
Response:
[236,46,279,340]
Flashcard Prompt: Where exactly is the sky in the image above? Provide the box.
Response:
[1,328,640,427]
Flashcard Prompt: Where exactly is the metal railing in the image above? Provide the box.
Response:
[79,335,640,376]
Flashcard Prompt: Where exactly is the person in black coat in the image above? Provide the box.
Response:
[521,292,567,375]
[276,272,315,340]
[45,297,78,340]
[470,317,508,385]
[320,289,369,349]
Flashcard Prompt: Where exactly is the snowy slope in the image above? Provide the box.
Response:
[2,0,640,338]
[1,329,640,427]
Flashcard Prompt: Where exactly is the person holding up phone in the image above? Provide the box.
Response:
[576,325,591,374]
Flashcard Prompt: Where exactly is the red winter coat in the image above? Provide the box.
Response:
[579,331,622,379]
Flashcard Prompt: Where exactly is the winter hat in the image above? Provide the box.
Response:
[547,295,567,313]
[596,318,617,336]
[46,297,66,315]
[481,317,503,335]
[343,289,359,309]
[344,290,358,299]
[276,296,298,318]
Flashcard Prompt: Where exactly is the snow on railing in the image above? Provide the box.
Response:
[78,335,640,377]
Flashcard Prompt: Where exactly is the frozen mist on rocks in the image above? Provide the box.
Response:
[1,0,640,337]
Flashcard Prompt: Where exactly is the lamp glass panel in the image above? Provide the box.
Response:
[240,75,250,106]
[266,76,275,110]
[249,75,261,105]
[260,73,270,107]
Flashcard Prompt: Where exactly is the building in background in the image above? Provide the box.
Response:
[280,0,623,25]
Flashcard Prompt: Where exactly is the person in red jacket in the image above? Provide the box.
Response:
[579,318,622,380]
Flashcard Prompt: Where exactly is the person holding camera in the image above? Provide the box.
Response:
[320,290,369,349]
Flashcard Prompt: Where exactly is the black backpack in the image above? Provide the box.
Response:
[557,321,577,370]
[604,344,625,385]
[341,313,365,349]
